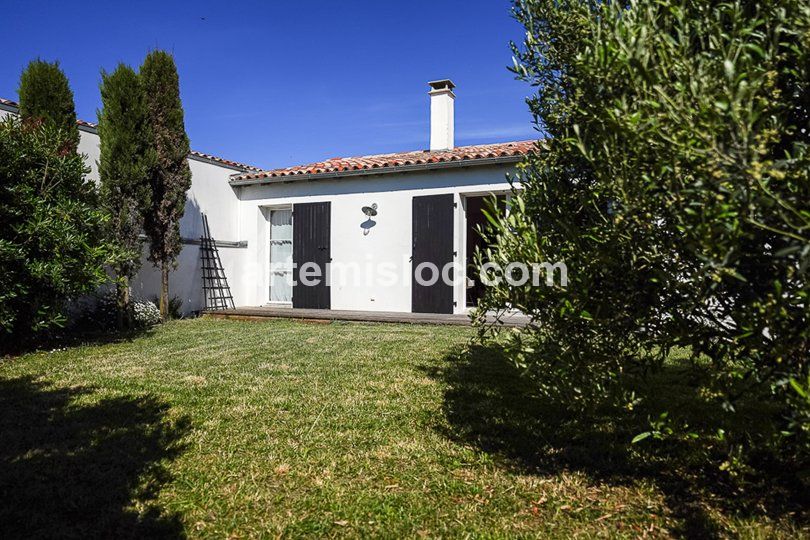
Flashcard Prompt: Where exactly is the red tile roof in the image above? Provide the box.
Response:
[230,140,537,184]
[1,97,260,172]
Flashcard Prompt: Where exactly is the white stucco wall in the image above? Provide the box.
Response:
[235,164,517,314]
[77,127,101,181]
[130,156,248,313]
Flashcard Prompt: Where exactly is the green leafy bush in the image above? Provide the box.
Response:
[0,116,109,349]
[88,290,161,329]
[477,0,810,465]
[149,295,184,320]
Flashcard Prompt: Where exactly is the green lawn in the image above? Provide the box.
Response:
[0,318,804,538]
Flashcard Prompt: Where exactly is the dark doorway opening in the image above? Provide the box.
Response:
[465,195,505,307]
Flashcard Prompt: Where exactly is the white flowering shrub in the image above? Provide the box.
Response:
[132,299,161,327]
[81,288,162,330]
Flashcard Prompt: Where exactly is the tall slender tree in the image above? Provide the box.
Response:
[17,59,80,152]
[97,64,155,329]
[140,50,192,319]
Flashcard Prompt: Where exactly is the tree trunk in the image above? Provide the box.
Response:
[116,277,131,330]
[160,263,169,321]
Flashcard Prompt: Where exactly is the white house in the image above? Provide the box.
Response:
[1,80,534,316]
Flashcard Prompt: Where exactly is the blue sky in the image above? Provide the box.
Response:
[1,0,537,169]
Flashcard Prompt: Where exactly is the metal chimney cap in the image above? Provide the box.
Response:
[428,79,456,91]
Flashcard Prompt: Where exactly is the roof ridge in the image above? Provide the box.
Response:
[1,96,261,172]
[322,140,537,162]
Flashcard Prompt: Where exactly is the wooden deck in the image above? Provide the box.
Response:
[202,306,530,327]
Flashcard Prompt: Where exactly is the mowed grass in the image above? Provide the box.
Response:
[0,318,804,538]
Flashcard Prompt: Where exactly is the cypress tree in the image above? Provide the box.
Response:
[97,64,155,329]
[17,59,80,152]
[140,50,192,320]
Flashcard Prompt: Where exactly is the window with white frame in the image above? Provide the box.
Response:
[268,208,292,303]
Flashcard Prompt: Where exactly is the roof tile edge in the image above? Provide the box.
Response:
[229,140,537,185]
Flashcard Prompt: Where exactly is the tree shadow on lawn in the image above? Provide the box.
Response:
[0,376,191,539]
[1,326,158,359]
[422,345,808,538]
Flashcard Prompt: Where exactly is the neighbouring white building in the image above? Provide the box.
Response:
[1,80,535,315]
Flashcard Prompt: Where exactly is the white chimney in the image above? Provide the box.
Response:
[428,79,455,151]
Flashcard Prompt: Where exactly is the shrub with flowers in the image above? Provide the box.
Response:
[81,289,162,331]
[132,298,161,327]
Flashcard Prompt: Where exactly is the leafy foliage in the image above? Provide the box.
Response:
[17,59,80,153]
[149,295,184,320]
[0,116,109,348]
[140,51,192,320]
[86,290,161,330]
[477,0,810,467]
[97,63,155,329]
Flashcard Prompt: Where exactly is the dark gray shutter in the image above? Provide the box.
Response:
[292,202,331,309]
[412,194,455,314]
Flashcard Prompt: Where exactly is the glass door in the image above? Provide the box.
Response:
[268,208,293,303]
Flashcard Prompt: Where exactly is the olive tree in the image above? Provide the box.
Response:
[477,0,809,457]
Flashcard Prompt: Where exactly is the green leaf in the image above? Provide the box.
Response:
[631,432,652,444]
[789,378,808,399]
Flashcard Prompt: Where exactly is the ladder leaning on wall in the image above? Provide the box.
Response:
[200,213,235,311]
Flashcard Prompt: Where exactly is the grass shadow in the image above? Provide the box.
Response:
[1,325,158,359]
[422,344,808,538]
[0,376,190,539]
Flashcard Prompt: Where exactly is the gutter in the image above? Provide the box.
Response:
[0,102,19,115]
[229,154,524,187]
[138,234,247,248]
[187,153,255,172]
